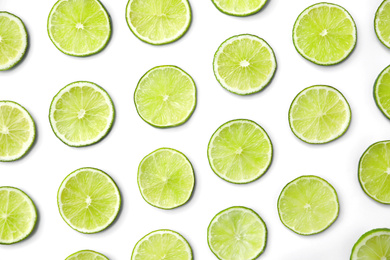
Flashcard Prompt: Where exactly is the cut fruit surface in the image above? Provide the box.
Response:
[375,0,390,49]
[211,0,267,16]
[66,250,109,260]
[374,65,390,119]
[350,228,390,260]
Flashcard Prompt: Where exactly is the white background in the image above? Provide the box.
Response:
[1,0,389,259]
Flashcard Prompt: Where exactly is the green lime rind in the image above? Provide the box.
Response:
[211,0,267,17]
[49,81,115,147]
[57,167,121,234]
[65,250,109,260]
[374,64,390,119]
[213,34,277,95]
[0,186,37,245]
[207,206,267,260]
[292,2,357,66]
[0,12,28,71]
[375,0,390,49]
[137,147,195,210]
[350,228,390,260]
[131,229,193,260]
[0,101,36,162]
[277,175,339,236]
[134,65,196,128]
[47,0,111,57]
[125,0,192,45]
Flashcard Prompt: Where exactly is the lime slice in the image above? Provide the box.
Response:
[289,85,351,144]
[293,3,357,65]
[375,0,390,49]
[277,175,339,235]
[211,0,267,16]
[0,101,35,162]
[126,0,191,45]
[0,186,37,244]
[213,34,276,95]
[138,148,194,209]
[57,167,121,233]
[66,250,108,260]
[374,65,390,119]
[0,12,27,70]
[131,229,193,260]
[207,206,267,260]
[134,65,196,128]
[207,119,272,184]
[49,81,114,147]
[350,228,390,260]
[47,0,111,56]
[359,141,390,204]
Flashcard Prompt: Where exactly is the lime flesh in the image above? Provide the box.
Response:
[211,0,267,16]
[351,228,390,260]
[374,65,390,119]
[375,0,390,49]
[66,250,109,260]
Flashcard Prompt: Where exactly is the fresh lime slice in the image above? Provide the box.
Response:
[0,12,27,70]
[278,175,339,235]
[208,206,267,260]
[350,228,390,260]
[374,65,390,119]
[49,81,114,147]
[375,0,390,49]
[57,167,121,233]
[213,34,276,95]
[66,250,109,260]
[208,119,272,184]
[0,101,35,162]
[293,3,357,65]
[134,65,196,128]
[211,0,267,16]
[47,0,111,56]
[0,186,37,244]
[289,85,351,144]
[131,229,193,260]
[359,141,390,204]
[126,0,191,45]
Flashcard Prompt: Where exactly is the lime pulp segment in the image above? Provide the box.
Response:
[374,65,390,119]
[57,167,121,233]
[48,0,111,56]
[138,148,195,209]
[0,187,37,244]
[293,3,356,65]
[350,228,390,260]
[134,65,196,128]
[208,206,267,260]
[213,34,276,95]
[126,0,191,45]
[211,0,267,16]
[66,250,109,260]
[375,0,390,49]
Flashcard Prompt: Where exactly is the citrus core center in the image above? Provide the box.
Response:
[304,203,311,209]
[86,196,92,207]
[320,29,328,37]
[386,168,390,175]
[78,109,86,119]
[163,95,169,102]
[240,60,250,67]
[76,23,84,29]
[1,126,9,135]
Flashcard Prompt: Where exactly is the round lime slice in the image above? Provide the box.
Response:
[208,119,272,184]
[0,101,35,162]
[278,175,339,235]
[0,12,27,70]
[289,85,351,144]
[47,0,111,56]
[374,65,390,119]
[66,250,108,260]
[211,0,267,16]
[208,206,267,260]
[134,65,196,128]
[138,148,195,209]
[293,3,357,65]
[57,167,121,233]
[0,186,37,244]
[213,34,276,95]
[375,0,390,49]
[131,229,193,260]
[350,228,390,260]
[126,0,191,45]
[49,81,114,147]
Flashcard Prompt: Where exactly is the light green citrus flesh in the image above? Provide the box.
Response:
[126,0,191,45]
[289,85,351,144]
[134,66,196,127]
[208,119,272,184]
[0,187,37,244]
[66,250,108,260]
[208,206,267,260]
[213,34,276,95]
[359,141,390,204]
[375,0,390,48]
[293,3,356,65]
[351,229,390,260]
[49,81,114,147]
[0,12,27,70]
[57,167,121,233]
[0,101,35,162]
[138,148,194,209]
[48,0,111,56]
[374,65,390,119]
[212,0,267,16]
[132,230,192,260]
[278,175,339,235]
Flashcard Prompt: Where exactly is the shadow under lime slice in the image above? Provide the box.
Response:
[350,228,390,260]
[0,187,37,244]
[211,0,267,16]
[66,250,109,260]
[375,0,390,49]
[374,65,390,119]
[57,167,121,233]
[208,206,267,260]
